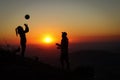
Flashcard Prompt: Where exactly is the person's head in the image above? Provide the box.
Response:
[15,26,23,36]
[62,32,67,38]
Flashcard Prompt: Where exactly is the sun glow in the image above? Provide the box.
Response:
[43,36,53,44]
[45,37,52,43]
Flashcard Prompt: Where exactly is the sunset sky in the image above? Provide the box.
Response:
[0,0,120,45]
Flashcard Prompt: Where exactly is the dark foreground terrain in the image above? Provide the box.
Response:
[0,49,94,80]
[71,50,120,80]
[0,48,120,80]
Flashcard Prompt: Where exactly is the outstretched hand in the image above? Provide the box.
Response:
[56,43,61,49]
[56,43,60,46]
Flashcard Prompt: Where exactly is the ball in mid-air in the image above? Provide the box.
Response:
[25,14,30,20]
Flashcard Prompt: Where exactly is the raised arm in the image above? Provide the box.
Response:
[24,24,29,33]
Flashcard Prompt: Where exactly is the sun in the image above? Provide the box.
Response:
[43,36,53,43]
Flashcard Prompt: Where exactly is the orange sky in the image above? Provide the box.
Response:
[0,0,120,45]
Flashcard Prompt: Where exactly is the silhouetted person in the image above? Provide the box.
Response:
[56,32,70,70]
[15,24,29,57]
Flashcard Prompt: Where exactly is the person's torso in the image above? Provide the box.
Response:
[19,32,26,43]
[61,38,68,48]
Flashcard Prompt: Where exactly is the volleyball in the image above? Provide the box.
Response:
[25,14,30,20]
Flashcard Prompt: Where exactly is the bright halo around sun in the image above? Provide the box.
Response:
[43,36,53,44]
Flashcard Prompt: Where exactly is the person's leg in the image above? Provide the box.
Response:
[60,55,64,70]
[66,59,70,70]
[65,56,70,70]
[21,43,26,57]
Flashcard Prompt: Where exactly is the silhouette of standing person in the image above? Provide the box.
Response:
[56,32,70,70]
[15,24,29,57]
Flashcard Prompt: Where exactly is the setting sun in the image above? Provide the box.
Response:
[43,36,53,44]
[45,37,52,43]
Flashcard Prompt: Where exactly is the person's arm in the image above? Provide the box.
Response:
[56,43,61,47]
[24,24,29,33]
[56,43,61,49]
